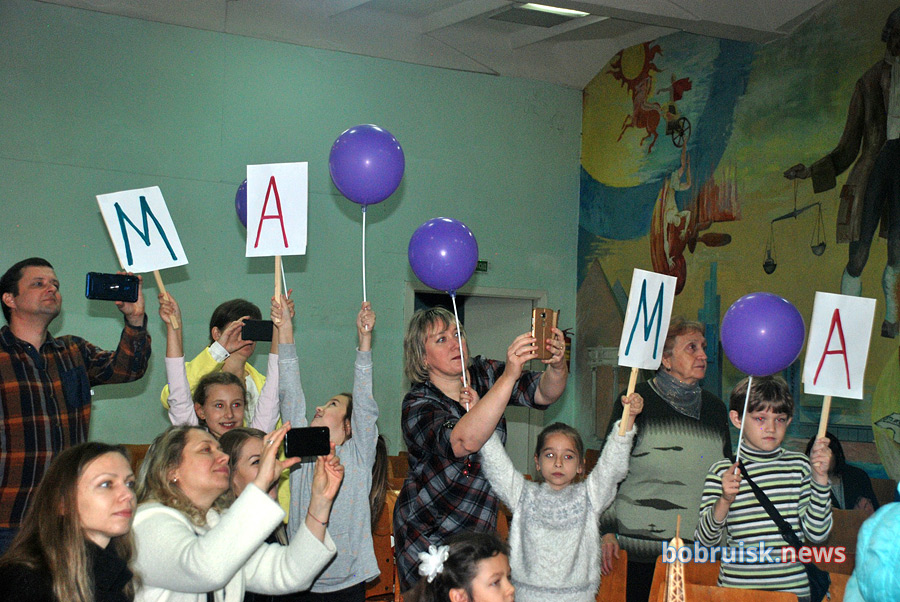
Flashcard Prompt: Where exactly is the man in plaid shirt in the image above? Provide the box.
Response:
[0,258,150,552]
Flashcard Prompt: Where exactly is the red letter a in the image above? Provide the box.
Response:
[254,176,289,249]
[813,308,850,388]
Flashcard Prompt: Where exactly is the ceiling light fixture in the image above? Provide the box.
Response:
[520,3,590,18]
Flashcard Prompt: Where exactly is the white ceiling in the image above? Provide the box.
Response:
[43,0,832,89]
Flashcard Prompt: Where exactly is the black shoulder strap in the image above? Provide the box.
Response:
[737,461,803,550]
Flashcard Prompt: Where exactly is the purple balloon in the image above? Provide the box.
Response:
[329,124,405,205]
[235,179,248,228]
[408,218,479,293]
[720,292,806,376]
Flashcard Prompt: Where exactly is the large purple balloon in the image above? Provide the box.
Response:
[408,218,478,293]
[235,179,248,228]
[720,292,806,376]
[329,124,405,205]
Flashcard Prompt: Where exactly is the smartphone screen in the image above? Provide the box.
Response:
[85,272,140,303]
[241,319,274,342]
[284,427,331,458]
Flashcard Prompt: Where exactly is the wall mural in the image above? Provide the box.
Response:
[578,1,900,481]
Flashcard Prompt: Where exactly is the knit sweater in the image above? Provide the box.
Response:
[695,446,833,601]
[479,423,635,602]
[133,484,336,602]
[600,381,732,562]
[278,344,380,592]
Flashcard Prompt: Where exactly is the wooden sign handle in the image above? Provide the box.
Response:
[618,367,639,436]
[816,395,832,439]
[153,270,178,330]
[274,255,282,300]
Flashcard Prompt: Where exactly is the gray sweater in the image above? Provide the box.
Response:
[479,423,635,602]
[278,344,380,592]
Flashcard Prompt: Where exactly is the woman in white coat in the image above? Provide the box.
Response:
[133,423,342,602]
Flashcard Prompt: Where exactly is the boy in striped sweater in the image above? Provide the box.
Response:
[695,375,833,602]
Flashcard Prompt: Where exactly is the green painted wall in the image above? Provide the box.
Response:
[0,0,581,451]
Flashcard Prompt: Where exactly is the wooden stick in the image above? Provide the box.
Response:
[274,255,282,300]
[153,269,178,330]
[618,367,639,436]
[816,395,832,439]
[676,514,681,539]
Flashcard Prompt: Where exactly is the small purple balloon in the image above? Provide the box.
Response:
[235,179,248,228]
[720,292,806,376]
[329,124,405,206]
[408,218,479,293]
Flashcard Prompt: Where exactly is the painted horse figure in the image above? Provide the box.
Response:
[617,76,661,152]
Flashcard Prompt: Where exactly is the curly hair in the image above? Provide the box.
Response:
[137,426,228,526]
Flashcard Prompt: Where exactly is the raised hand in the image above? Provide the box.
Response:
[505,332,538,379]
[217,317,250,354]
[808,436,833,485]
[116,272,145,327]
[358,301,375,351]
[253,423,301,493]
[157,291,181,328]
[542,327,566,369]
[620,392,644,431]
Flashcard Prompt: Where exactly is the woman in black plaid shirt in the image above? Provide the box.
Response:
[393,307,568,592]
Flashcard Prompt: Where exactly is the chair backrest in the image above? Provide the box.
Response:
[649,553,721,597]
[678,583,798,601]
[871,477,898,508]
[596,548,627,602]
[366,490,399,600]
[122,443,150,476]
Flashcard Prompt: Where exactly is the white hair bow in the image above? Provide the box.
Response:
[417,544,450,583]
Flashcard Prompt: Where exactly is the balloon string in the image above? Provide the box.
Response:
[734,375,752,467]
[362,207,367,304]
[451,292,469,409]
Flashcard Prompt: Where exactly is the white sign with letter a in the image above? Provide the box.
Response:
[618,269,678,370]
[97,186,188,273]
[802,291,876,399]
[246,162,308,257]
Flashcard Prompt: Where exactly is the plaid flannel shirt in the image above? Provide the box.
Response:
[0,321,150,527]
[393,356,543,591]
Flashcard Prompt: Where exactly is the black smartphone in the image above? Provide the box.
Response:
[85,272,139,303]
[241,319,274,342]
[284,427,331,458]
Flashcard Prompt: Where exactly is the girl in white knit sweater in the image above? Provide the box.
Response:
[478,392,643,602]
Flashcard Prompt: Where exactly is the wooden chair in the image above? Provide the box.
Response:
[121,443,150,476]
[648,554,720,597]
[649,553,850,602]
[817,507,867,574]
[871,477,898,508]
[387,452,410,480]
[596,549,627,602]
[366,490,399,600]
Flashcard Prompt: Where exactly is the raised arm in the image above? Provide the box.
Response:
[159,293,197,426]
[534,326,569,407]
[353,302,379,466]
[478,431,525,509]
[695,462,731,547]
[273,295,307,428]
[449,332,537,457]
[587,395,641,513]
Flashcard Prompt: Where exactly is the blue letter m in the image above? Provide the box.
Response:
[114,196,177,266]
[624,279,665,359]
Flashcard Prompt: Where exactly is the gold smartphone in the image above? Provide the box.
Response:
[531,308,559,360]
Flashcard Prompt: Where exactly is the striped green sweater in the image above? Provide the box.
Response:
[695,446,832,602]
